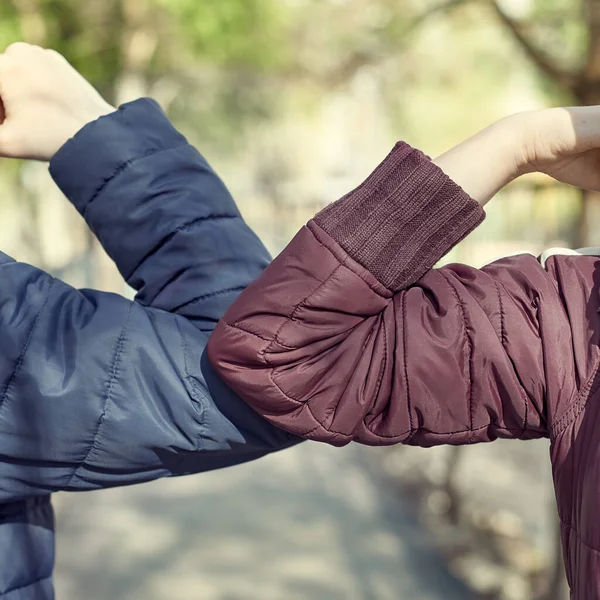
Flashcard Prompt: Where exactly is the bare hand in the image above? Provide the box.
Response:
[0,42,116,162]
[519,106,600,192]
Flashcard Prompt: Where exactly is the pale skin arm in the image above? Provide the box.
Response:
[433,118,521,206]
[434,108,600,207]
[0,41,599,210]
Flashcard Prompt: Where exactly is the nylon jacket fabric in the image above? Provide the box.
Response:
[0,98,298,599]
[208,143,600,598]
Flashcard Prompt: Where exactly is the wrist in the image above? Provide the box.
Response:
[433,117,523,207]
[504,110,557,177]
[514,107,581,177]
[51,103,117,161]
[75,102,117,134]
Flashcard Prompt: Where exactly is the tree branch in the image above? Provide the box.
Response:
[315,0,473,88]
[584,0,600,81]
[489,0,576,91]
[409,0,471,32]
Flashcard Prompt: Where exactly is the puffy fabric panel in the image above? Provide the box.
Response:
[1,99,299,598]
[208,139,600,598]
[0,497,54,600]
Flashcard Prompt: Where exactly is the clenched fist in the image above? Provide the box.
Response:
[0,42,116,162]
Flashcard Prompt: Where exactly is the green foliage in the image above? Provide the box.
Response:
[528,0,586,71]
[0,1,125,98]
[151,0,289,71]
[0,3,20,51]
[0,0,590,262]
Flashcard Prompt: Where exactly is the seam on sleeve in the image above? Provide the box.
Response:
[414,423,527,437]
[559,519,600,554]
[308,221,393,298]
[369,316,388,421]
[268,262,344,352]
[261,228,394,438]
[66,302,134,486]
[265,369,355,439]
[220,320,297,350]
[176,315,192,378]
[267,237,382,353]
[171,286,246,313]
[494,278,531,435]
[0,278,54,416]
[439,270,474,440]
[3,574,53,596]
[317,313,389,433]
[174,315,208,423]
[551,358,600,438]
[223,221,394,441]
[264,305,398,439]
[493,280,506,347]
[269,363,413,439]
[364,314,403,439]
[126,214,239,282]
[400,292,414,438]
[83,143,189,218]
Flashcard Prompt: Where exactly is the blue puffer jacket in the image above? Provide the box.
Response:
[0,98,299,599]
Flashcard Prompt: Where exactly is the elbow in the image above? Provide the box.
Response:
[207,320,353,446]
[206,320,269,406]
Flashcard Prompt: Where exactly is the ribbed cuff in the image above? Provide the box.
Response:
[313,142,485,292]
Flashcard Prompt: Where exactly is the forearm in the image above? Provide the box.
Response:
[433,116,525,207]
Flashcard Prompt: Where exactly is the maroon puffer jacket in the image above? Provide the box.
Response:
[208,142,600,598]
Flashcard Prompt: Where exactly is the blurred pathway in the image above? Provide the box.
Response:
[54,443,473,600]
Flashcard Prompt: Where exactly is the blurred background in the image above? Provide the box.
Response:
[0,0,591,598]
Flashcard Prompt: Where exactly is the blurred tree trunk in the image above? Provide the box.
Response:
[114,0,158,104]
[488,0,600,247]
[443,446,463,525]
[574,1,600,247]
[90,0,160,294]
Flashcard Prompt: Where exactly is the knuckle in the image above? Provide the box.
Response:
[44,48,65,61]
[4,41,32,55]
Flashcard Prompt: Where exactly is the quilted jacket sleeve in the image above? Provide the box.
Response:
[0,99,297,502]
[49,98,270,331]
[208,143,569,446]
